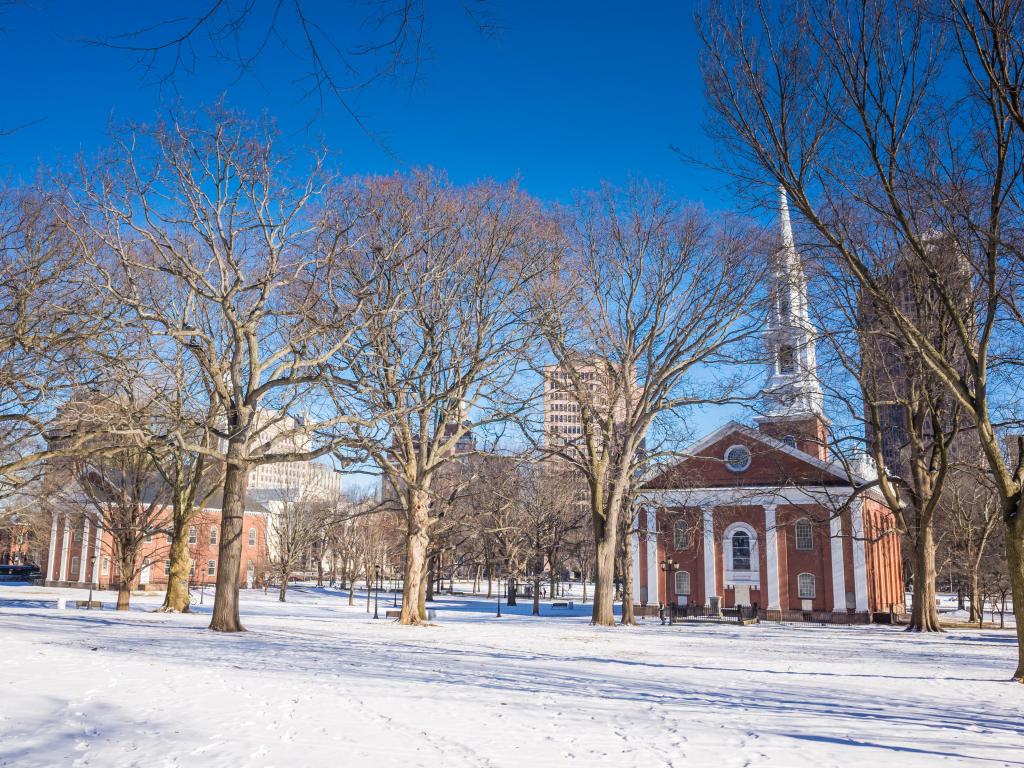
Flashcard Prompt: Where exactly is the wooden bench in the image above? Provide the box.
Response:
[74,600,103,609]
[552,601,575,609]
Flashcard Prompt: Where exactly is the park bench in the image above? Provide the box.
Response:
[74,600,103,609]
[552,601,575,609]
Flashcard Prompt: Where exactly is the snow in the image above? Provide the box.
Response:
[1,584,1021,767]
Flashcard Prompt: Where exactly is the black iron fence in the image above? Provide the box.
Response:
[651,602,882,626]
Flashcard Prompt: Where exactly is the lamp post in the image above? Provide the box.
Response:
[496,575,502,618]
[393,569,399,607]
[660,556,676,625]
[373,564,381,619]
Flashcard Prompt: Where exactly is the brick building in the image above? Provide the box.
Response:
[42,494,270,591]
[631,189,904,620]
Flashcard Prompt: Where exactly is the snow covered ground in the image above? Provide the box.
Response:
[1,584,1021,768]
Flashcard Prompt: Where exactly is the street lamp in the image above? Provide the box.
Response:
[660,556,677,625]
[373,564,382,619]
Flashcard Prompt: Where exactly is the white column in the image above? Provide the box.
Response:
[850,500,870,612]
[630,510,642,604]
[830,511,847,611]
[78,518,90,583]
[58,514,70,583]
[645,509,658,605]
[702,507,717,603]
[91,523,103,585]
[47,513,58,582]
[764,506,780,610]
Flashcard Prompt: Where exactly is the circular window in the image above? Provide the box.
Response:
[724,444,752,472]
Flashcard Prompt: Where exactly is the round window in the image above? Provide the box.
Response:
[725,444,751,472]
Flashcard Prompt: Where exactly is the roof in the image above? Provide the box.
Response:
[643,420,875,492]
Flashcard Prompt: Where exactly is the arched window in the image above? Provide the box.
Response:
[674,570,691,596]
[673,520,690,550]
[778,344,796,374]
[732,531,751,570]
[795,519,813,551]
[209,526,218,545]
[798,572,816,599]
[248,527,257,547]
[778,292,791,319]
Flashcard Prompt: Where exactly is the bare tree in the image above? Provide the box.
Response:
[533,183,762,625]
[72,107,370,632]
[697,0,1024,679]
[327,171,549,625]
[267,490,332,602]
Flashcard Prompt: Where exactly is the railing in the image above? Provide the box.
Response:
[656,603,876,626]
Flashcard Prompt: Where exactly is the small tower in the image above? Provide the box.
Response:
[755,187,828,459]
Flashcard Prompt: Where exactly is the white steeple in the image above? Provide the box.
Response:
[760,186,824,420]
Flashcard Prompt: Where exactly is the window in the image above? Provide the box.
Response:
[164,560,171,573]
[782,435,797,449]
[732,531,751,570]
[209,526,218,545]
[71,556,80,576]
[673,520,690,550]
[101,557,110,575]
[188,526,197,545]
[190,562,196,576]
[795,519,813,551]
[778,292,791,319]
[207,560,216,576]
[73,529,82,543]
[798,572,816,599]
[144,532,152,542]
[778,345,796,374]
[725,444,752,472]
[674,570,691,596]
[248,527,257,547]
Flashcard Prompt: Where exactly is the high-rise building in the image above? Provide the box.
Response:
[542,357,634,449]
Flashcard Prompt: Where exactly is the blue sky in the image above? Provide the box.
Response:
[0,1,727,208]
[1,2,756,484]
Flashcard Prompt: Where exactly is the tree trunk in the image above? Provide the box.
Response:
[968,567,982,623]
[591,534,617,626]
[399,491,431,625]
[1004,516,1024,682]
[278,577,288,602]
[159,507,192,613]
[116,582,131,610]
[907,521,943,632]
[621,543,636,625]
[209,445,248,632]
[426,554,435,602]
[486,564,493,598]
[532,574,541,616]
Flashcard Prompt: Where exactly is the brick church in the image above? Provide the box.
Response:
[631,190,904,620]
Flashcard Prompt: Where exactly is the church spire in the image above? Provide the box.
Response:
[759,186,824,423]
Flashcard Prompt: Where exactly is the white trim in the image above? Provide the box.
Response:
[851,500,870,612]
[830,512,846,611]
[797,572,816,599]
[59,515,70,582]
[764,506,781,609]
[702,508,717,602]
[722,521,760,588]
[47,513,58,581]
[645,508,658,605]
[91,524,103,585]
[639,484,873,511]
[78,518,90,583]
[630,510,642,603]
[647,420,873,487]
